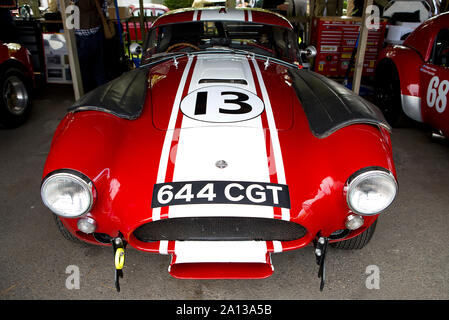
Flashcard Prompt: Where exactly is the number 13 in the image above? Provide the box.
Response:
[194,91,252,115]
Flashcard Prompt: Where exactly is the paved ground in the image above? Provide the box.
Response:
[0,84,448,300]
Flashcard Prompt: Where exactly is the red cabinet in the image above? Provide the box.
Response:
[311,17,387,77]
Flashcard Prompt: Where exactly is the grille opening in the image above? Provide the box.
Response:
[329,229,349,240]
[198,79,248,85]
[93,233,112,244]
[133,217,307,242]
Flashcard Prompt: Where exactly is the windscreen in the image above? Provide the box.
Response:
[144,21,301,63]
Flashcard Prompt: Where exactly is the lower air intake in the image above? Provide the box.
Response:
[133,217,307,242]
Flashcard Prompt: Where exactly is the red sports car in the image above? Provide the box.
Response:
[0,41,34,128]
[375,12,449,137]
[41,8,398,291]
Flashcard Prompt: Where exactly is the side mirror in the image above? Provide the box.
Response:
[301,45,317,59]
[130,43,142,56]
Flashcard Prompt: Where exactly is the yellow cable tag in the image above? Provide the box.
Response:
[115,248,125,270]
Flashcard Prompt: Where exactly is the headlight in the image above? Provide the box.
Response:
[346,167,397,216]
[41,170,94,218]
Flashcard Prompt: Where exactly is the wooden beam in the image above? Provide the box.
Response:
[337,0,344,16]
[307,0,316,45]
[139,0,145,41]
[309,0,316,17]
[288,16,309,24]
[58,0,84,99]
[352,0,373,95]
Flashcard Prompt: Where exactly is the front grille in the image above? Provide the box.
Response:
[133,217,307,242]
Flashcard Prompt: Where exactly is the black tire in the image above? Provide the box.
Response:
[53,214,84,244]
[331,219,377,250]
[374,61,407,127]
[0,67,32,128]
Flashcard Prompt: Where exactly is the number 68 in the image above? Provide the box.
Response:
[427,76,449,113]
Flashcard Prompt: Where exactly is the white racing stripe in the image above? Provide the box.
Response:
[247,9,252,22]
[169,54,273,219]
[153,57,194,222]
[155,54,289,257]
[159,240,169,255]
[198,9,245,22]
[273,240,283,253]
[173,241,268,263]
[250,58,290,221]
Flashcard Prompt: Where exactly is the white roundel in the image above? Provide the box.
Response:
[180,86,265,123]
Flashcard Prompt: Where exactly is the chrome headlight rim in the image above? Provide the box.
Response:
[41,169,95,218]
[345,166,398,216]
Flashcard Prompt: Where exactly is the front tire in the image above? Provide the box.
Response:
[374,62,406,127]
[0,68,32,128]
[53,214,84,244]
[331,219,377,250]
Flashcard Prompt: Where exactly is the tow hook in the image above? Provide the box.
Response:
[111,236,126,292]
[314,235,329,291]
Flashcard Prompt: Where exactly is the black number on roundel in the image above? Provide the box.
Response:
[194,91,208,115]
[219,91,252,114]
[193,91,252,115]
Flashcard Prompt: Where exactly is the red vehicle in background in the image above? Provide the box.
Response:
[123,4,169,41]
[375,12,449,137]
[0,41,34,128]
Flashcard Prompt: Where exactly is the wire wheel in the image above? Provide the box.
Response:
[3,75,29,116]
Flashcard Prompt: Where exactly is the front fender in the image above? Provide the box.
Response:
[378,45,423,97]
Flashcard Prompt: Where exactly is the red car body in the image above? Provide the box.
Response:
[0,42,34,84]
[376,12,449,136]
[42,8,397,282]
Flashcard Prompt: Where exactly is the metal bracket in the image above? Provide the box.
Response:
[173,56,179,69]
[264,57,270,70]
[314,235,329,291]
[111,236,126,292]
